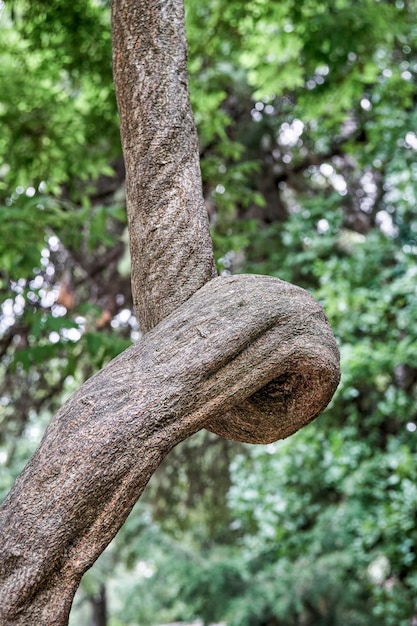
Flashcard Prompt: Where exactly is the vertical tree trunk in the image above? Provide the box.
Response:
[91,584,107,626]
[112,0,217,332]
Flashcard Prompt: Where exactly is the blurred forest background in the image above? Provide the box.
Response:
[1,0,417,624]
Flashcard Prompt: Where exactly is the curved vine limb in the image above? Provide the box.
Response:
[0,275,339,625]
[0,0,341,623]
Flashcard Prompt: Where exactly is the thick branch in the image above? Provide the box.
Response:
[0,275,340,625]
[112,0,217,332]
[0,2,341,624]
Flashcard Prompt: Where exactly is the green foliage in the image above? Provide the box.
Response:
[0,0,116,192]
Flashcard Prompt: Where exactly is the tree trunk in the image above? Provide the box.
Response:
[111,0,217,332]
[91,585,107,626]
[0,1,340,624]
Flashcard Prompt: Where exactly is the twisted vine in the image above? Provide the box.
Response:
[0,1,340,624]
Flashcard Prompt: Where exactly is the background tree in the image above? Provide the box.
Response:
[1,0,417,624]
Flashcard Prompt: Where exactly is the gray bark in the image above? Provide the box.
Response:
[0,0,340,624]
[0,275,339,625]
[112,0,217,333]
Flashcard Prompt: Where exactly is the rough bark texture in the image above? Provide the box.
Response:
[0,0,340,624]
[112,0,217,333]
[0,276,339,625]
